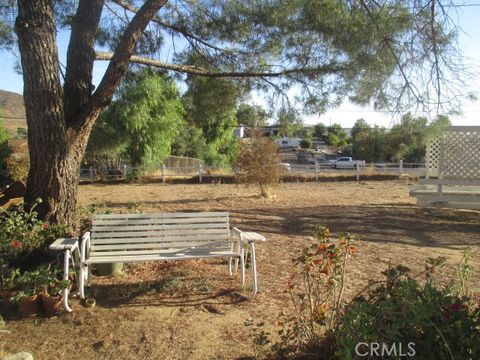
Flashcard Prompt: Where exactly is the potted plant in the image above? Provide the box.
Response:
[36,266,71,315]
[36,267,70,315]
[41,278,70,315]
[11,270,42,317]
[0,265,20,311]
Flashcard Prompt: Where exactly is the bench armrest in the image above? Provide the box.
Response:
[80,231,91,263]
[232,228,266,244]
[49,237,79,252]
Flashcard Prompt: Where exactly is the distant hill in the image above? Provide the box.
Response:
[0,90,27,138]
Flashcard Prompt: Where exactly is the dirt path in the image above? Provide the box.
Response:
[2,181,479,359]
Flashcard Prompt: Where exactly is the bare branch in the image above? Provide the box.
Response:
[95,51,348,78]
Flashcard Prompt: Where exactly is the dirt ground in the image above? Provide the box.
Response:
[1,180,479,359]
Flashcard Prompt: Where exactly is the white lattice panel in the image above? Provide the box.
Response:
[426,137,441,177]
[426,127,480,180]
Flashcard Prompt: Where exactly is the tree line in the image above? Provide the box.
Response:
[81,68,451,170]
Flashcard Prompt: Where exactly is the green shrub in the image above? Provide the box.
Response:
[335,264,480,359]
[267,229,479,360]
[300,138,312,149]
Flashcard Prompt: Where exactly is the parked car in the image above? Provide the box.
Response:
[329,157,366,169]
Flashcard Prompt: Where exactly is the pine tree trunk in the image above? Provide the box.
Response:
[14,0,166,224]
[15,0,70,223]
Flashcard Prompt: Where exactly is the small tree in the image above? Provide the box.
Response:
[234,137,282,198]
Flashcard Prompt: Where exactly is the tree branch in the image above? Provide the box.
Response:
[357,0,422,104]
[95,51,347,78]
[110,0,246,56]
[64,0,105,125]
[430,0,442,112]
[91,0,167,109]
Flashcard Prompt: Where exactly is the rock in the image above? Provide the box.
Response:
[4,352,34,360]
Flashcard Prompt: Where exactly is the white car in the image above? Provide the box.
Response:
[330,157,366,169]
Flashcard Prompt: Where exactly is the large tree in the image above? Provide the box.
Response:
[0,0,468,223]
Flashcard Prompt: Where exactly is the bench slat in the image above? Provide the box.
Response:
[92,222,228,232]
[92,237,228,245]
[93,212,228,220]
[92,228,228,239]
[92,217,228,226]
[91,239,229,250]
[91,233,229,245]
[86,250,238,264]
[90,247,232,258]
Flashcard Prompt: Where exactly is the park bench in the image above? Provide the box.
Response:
[50,211,265,312]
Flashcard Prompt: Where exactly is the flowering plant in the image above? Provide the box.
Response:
[272,225,357,357]
[0,202,44,264]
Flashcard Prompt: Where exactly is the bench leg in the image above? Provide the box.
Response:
[63,249,73,312]
[234,257,239,273]
[228,257,233,276]
[86,264,92,286]
[250,243,258,297]
[240,250,246,288]
[79,263,86,300]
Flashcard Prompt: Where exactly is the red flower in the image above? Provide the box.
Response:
[448,303,465,311]
[43,223,49,229]
[11,240,22,250]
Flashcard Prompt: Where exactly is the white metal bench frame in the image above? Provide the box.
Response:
[76,212,262,305]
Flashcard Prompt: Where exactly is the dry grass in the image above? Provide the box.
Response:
[1,181,479,359]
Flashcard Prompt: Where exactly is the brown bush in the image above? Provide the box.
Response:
[233,136,283,197]
[6,149,30,183]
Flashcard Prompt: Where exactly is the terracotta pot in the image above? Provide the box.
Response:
[0,290,17,311]
[17,294,42,317]
[41,293,63,315]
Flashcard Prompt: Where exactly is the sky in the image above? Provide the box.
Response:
[1,2,480,128]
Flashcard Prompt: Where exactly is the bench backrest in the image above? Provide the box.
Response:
[89,212,230,257]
